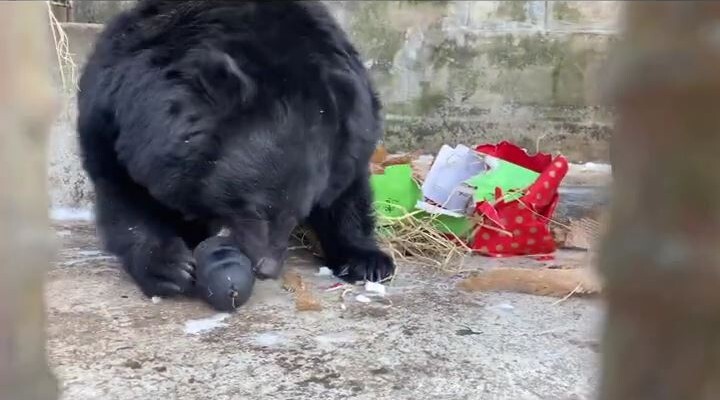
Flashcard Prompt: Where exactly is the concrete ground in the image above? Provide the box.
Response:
[47,221,603,400]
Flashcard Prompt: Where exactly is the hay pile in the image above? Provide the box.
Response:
[290,194,470,272]
[291,147,472,271]
[371,147,473,270]
[376,210,471,271]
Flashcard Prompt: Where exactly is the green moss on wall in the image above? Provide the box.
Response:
[431,38,481,69]
[552,1,583,22]
[426,38,484,109]
[336,0,612,158]
[486,33,562,70]
[484,33,609,106]
[403,0,449,6]
[382,85,448,116]
[348,2,405,74]
[416,82,448,114]
[495,1,528,22]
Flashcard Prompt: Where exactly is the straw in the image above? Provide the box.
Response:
[46,1,77,92]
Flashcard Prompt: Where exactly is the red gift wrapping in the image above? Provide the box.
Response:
[470,142,568,257]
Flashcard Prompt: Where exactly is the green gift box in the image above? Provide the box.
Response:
[465,156,540,203]
[370,164,472,238]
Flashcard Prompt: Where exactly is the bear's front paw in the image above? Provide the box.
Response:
[130,239,196,297]
[333,250,395,283]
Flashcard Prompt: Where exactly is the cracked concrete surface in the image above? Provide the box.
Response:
[47,222,602,400]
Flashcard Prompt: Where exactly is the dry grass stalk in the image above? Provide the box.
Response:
[281,271,322,312]
[291,226,324,258]
[294,290,323,312]
[458,267,602,298]
[370,145,389,164]
[291,210,472,272]
[369,145,423,175]
[281,271,305,292]
[46,1,77,91]
[375,208,472,272]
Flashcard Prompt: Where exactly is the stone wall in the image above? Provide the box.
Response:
[324,1,619,161]
[70,1,136,24]
[48,21,102,209]
[49,1,620,208]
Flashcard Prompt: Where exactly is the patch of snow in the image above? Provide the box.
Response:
[355,294,372,303]
[61,255,115,267]
[580,162,611,173]
[364,281,386,296]
[486,303,516,315]
[569,162,612,174]
[252,332,286,347]
[315,331,356,346]
[50,207,94,222]
[316,266,334,276]
[488,303,515,311]
[184,313,230,335]
[77,250,104,257]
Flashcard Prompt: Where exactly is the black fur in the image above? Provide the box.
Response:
[77,0,394,299]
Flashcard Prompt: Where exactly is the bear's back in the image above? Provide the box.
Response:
[92,1,364,87]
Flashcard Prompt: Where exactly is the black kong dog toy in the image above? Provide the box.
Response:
[193,236,255,312]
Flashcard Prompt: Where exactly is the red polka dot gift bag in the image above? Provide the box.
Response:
[468,141,568,257]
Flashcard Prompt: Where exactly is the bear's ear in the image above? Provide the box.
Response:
[180,46,257,110]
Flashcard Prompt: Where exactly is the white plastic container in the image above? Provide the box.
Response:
[421,144,485,212]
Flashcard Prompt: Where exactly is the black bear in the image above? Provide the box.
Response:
[77,0,394,305]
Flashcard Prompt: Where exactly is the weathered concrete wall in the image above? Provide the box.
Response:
[70,1,136,24]
[325,1,619,161]
[50,1,619,208]
[48,22,100,208]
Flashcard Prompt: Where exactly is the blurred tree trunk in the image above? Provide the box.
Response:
[599,2,720,399]
[0,2,60,400]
